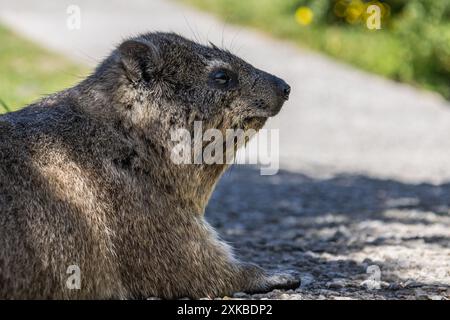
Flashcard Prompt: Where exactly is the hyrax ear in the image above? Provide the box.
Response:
[118,39,160,83]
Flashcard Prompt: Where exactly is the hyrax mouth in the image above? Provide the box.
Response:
[251,97,286,118]
[242,116,268,130]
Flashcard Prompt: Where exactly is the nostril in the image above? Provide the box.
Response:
[275,78,291,100]
[280,83,291,101]
[283,85,291,98]
[268,74,291,101]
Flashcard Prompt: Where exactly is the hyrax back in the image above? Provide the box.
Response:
[0,32,298,299]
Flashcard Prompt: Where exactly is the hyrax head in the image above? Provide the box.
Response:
[113,32,290,134]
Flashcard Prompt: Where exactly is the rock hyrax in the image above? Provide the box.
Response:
[0,32,297,299]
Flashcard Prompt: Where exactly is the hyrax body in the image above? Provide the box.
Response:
[0,32,297,299]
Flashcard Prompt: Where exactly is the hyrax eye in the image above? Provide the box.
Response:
[208,69,237,89]
[213,70,231,85]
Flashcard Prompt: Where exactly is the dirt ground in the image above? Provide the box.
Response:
[205,166,450,300]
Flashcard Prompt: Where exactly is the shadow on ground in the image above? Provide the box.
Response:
[206,166,450,299]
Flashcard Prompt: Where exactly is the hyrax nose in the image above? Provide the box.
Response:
[274,77,291,101]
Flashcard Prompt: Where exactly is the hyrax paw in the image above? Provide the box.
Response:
[244,270,301,294]
[239,264,300,294]
[264,271,301,292]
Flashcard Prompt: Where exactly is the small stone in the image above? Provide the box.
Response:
[279,293,291,299]
[266,290,282,299]
[285,289,295,294]
[428,295,444,300]
[404,279,421,288]
[327,278,347,289]
[251,293,266,299]
[233,292,248,298]
[388,283,401,291]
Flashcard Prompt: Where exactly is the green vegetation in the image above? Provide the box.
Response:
[182,0,450,99]
[0,24,88,113]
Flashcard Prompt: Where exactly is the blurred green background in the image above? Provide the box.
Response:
[0,25,87,113]
[1,0,449,116]
[183,0,450,99]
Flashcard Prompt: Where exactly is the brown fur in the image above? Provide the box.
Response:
[0,32,297,299]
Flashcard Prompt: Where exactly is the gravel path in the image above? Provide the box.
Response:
[1,0,449,300]
[208,167,449,300]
